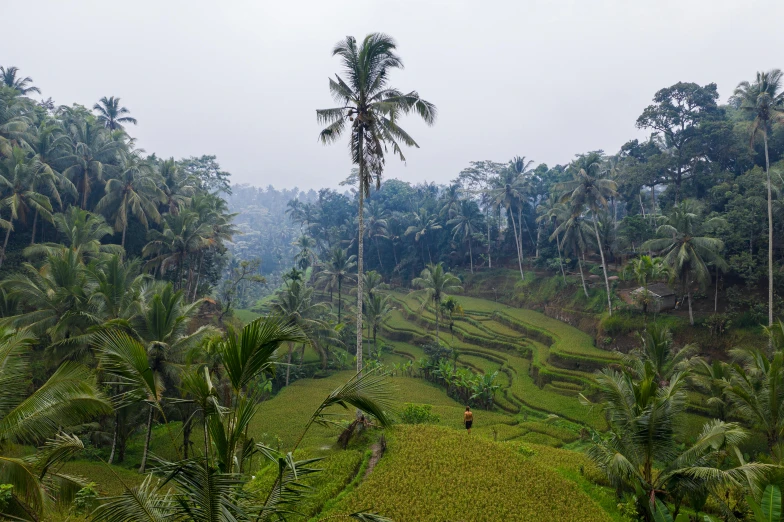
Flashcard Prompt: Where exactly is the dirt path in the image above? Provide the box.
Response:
[364,436,386,479]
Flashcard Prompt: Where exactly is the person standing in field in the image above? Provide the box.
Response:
[464,406,473,434]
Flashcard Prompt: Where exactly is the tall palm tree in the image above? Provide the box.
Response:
[405,208,442,267]
[317,246,356,323]
[95,151,163,247]
[143,210,211,287]
[558,152,618,315]
[552,212,592,298]
[364,201,390,269]
[731,70,784,328]
[0,66,41,95]
[94,96,138,131]
[412,262,462,344]
[0,328,111,520]
[537,193,569,282]
[447,199,483,274]
[317,33,436,373]
[490,162,530,280]
[0,147,55,268]
[642,202,727,325]
[61,113,119,209]
[0,86,32,156]
[158,157,194,215]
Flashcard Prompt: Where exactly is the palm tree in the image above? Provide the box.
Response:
[24,206,123,262]
[317,246,356,323]
[642,202,727,325]
[270,278,332,383]
[0,147,55,268]
[61,113,119,208]
[625,324,695,384]
[0,328,111,520]
[317,33,436,373]
[132,283,213,472]
[0,66,41,95]
[364,201,390,269]
[731,70,784,328]
[143,210,211,287]
[537,194,569,282]
[94,96,138,131]
[158,157,193,215]
[405,208,442,267]
[412,262,462,344]
[552,212,592,298]
[364,291,395,351]
[490,165,529,280]
[585,361,767,521]
[95,151,163,247]
[0,86,32,156]
[448,199,483,274]
[558,153,618,315]
[622,255,672,317]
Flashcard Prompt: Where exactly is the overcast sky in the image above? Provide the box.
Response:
[5,1,783,190]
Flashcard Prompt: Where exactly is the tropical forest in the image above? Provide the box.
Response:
[4,20,784,522]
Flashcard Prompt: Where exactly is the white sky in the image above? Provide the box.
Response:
[4,0,783,190]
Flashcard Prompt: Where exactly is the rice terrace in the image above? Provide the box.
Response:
[3,2,784,521]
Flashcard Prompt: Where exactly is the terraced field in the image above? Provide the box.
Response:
[380,290,621,430]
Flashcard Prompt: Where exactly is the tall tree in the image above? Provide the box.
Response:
[317,246,356,323]
[447,199,483,274]
[317,33,436,372]
[61,113,119,209]
[642,202,727,325]
[412,262,462,345]
[731,70,784,329]
[558,153,618,315]
[94,96,138,131]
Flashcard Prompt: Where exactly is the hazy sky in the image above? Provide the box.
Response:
[5,1,783,190]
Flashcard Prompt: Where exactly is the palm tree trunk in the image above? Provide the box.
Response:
[374,236,383,270]
[765,134,773,328]
[509,212,524,281]
[593,216,613,316]
[355,158,365,374]
[192,254,203,302]
[578,254,589,298]
[486,208,492,269]
[468,235,474,274]
[0,221,12,270]
[435,299,440,345]
[139,406,154,473]
[688,289,694,326]
[30,209,38,244]
[121,223,127,249]
[108,413,119,464]
[555,233,566,283]
[337,277,342,323]
[285,343,293,386]
[714,265,719,313]
[535,224,541,259]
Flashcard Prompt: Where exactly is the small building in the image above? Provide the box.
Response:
[630,283,676,313]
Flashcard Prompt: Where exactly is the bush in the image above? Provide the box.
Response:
[400,403,441,424]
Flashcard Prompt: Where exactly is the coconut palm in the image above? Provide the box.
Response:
[642,202,727,325]
[158,157,194,215]
[317,246,356,323]
[584,361,768,521]
[94,96,138,131]
[95,151,163,247]
[0,147,55,268]
[24,206,123,262]
[0,86,32,156]
[558,152,618,315]
[61,113,119,209]
[625,324,695,384]
[490,164,530,280]
[552,212,593,298]
[448,199,484,274]
[0,66,40,95]
[731,70,784,328]
[364,201,390,269]
[143,210,211,287]
[317,32,436,372]
[537,194,569,282]
[270,278,333,383]
[0,328,111,520]
[364,291,395,351]
[412,262,462,345]
[405,208,442,267]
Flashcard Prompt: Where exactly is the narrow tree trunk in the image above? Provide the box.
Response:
[509,212,524,281]
[688,289,694,326]
[121,223,126,249]
[468,235,474,274]
[139,406,154,473]
[192,254,203,302]
[765,135,773,327]
[0,222,12,270]
[337,277,342,323]
[435,299,440,345]
[593,216,613,316]
[486,206,492,269]
[555,233,566,283]
[714,265,719,313]
[356,174,365,373]
[535,224,541,259]
[285,343,293,386]
[182,414,192,459]
[578,255,589,298]
[108,413,119,464]
[30,209,38,244]
[374,236,383,270]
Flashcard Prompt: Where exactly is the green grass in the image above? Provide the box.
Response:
[233,308,261,324]
[322,424,615,522]
[59,461,145,496]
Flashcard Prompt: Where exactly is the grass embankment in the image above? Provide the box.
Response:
[321,424,617,522]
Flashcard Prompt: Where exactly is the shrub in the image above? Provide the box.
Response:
[400,403,441,424]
